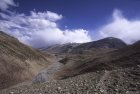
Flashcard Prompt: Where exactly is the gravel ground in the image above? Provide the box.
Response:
[0,71,103,94]
[33,61,64,83]
[1,67,140,94]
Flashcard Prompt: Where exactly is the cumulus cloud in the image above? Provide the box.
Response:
[98,9,140,44]
[0,0,16,11]
[0,11,91,47]
[46,11,63,21]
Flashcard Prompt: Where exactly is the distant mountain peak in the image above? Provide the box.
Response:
[40,37,127,54]
[100,37,124,41]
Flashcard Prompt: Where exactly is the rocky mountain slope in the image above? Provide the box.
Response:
[43,37,127,55]
[70,37,127,54]
[0,31,52,89]
[40,43,80,54]
[56,41,140,79]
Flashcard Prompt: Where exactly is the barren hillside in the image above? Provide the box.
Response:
[0,31,52,89]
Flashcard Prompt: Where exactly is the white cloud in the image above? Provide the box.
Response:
[0,0,16,11]
[98,9,140,44]
[46,11,63,21]
[0,11,91,47]
[30,11,62,21]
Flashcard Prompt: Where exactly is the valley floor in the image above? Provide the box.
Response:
[1,66,140,94]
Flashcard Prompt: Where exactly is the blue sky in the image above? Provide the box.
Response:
[11,0,140,30]
[15,0,112,30]
[0,0,140,47]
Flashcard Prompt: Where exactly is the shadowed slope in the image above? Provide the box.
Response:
[56,41,140,79]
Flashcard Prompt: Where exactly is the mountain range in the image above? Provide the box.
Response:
[0,31,140,94]
[42,37,127,55]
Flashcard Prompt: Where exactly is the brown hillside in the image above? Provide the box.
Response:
[56,41,140,79]
[0,31,51,89]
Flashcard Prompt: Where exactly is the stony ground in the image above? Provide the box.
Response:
[1,66,140,94]
[0,71,103,94]
[33,61,64,83]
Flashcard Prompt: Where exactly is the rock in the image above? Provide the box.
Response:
[57,87,61,90]
[9,92,14,94]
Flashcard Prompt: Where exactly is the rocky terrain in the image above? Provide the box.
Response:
[55,41,140,79]
[39,43,81,54]
[43,37,127,55]
[33,59,64,83]
[1,66,140,94]
[0,31,140,94]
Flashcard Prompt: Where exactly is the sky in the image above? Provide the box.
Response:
[0,0,140,47]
